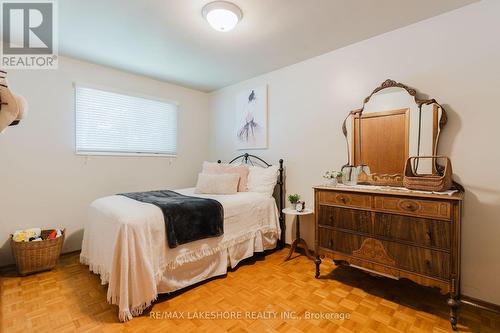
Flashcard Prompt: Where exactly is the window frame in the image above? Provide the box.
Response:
[73,82,179,158]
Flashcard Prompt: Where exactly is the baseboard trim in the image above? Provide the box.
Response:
[461,295,500,315]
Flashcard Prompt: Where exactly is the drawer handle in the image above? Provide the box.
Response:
[328,239,333,248]
[338,196,347,203]
[329,215,334,222]
[425,259,432,270]
[402,202,418,211]
[426,230,433,241]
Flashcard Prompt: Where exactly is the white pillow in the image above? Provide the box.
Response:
[247,165,279,197]
[194,173,240,195]
[201,161,249,192]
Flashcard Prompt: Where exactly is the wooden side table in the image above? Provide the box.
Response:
[282,208,314,261]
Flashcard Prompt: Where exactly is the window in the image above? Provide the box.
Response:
[75,85,177,156]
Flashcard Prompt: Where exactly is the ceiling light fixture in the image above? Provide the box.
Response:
[202,1,242,32]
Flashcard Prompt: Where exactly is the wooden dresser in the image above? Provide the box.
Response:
[314,185,463,328]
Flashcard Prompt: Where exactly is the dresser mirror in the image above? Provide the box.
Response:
[342,79,447,186]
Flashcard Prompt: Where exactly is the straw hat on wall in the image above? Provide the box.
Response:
[0,71,28,133]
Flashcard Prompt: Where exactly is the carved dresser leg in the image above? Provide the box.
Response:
[447,296,459,331]
[314,256,321,278]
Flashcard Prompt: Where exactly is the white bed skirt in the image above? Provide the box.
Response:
[80,189,280,321]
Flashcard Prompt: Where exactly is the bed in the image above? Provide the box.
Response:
[80,154,285,321]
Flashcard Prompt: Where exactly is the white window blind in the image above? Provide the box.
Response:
[75,85,177,156]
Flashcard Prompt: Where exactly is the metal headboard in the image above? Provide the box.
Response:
[218,153,285,249]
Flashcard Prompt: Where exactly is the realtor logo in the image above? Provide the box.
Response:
[1,0,58,69]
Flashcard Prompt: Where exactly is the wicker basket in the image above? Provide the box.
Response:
[10,229,65,275]
[403,156,453,192]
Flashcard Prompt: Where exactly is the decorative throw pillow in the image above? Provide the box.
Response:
[247,165,279,197]
[194,173,240,195]
[202,161,249,192]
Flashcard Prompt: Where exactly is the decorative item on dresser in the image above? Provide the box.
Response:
[403,155,453,192]
[315,79,464,330]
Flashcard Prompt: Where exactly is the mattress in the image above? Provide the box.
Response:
[80,188,280,321]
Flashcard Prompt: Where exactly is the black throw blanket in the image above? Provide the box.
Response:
[119,190,224,248]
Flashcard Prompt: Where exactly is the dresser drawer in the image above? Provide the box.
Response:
[374,196,452,220]
[318,190,371,209]
[318,205,371,233]
[373,213,451,249]
[318,228,450,279]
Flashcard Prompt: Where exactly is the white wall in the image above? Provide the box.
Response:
[0,56,210,265]
[209,0,500,304]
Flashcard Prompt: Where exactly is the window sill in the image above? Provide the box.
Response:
[75,151,177,158]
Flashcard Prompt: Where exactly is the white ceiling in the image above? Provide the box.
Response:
[59,0,477,92]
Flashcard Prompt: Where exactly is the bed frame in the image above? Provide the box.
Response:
[218,153,285,249]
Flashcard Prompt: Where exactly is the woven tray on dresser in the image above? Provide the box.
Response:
[313,185,463,330]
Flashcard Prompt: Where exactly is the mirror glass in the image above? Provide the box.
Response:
[344,85,444,185]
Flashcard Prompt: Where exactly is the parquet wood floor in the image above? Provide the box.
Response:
[1,250,499,333]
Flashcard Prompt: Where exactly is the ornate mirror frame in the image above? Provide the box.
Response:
[342,79,448,186]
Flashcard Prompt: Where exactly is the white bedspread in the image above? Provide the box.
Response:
[80,188,280,321]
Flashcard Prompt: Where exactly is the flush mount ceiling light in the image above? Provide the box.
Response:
[202,1,242,32]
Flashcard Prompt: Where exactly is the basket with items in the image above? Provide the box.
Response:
[10,228,65,275]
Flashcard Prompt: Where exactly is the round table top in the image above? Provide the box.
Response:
[282,208,314,215]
